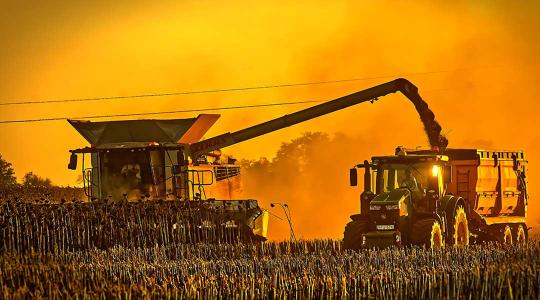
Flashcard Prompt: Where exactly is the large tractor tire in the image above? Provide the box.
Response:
[410,219,444,249]
[343,220,369,250]
[448,206,470,246]
[514,224,528,245]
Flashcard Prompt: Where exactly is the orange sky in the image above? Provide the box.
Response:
[1,1,539,237]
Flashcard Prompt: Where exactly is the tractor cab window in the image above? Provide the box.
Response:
[377,163,435,194]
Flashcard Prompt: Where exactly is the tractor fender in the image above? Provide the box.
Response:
[440,195,466,233]
[413,212,443,227]
[441,195,466,214]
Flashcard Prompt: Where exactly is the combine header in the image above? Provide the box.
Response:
[67,78,445,243]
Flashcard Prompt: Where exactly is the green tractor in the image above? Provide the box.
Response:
[344,147,528,249]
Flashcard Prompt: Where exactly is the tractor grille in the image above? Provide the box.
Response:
[369,207,399,230]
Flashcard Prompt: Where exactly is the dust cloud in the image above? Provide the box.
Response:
[240,132,373,240]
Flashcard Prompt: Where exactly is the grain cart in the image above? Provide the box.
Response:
[345,147,529,249]
[67,78,445,242]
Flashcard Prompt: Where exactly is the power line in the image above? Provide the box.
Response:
[0,85,474,124]
[0,100,323,124]
[0,67,497,106]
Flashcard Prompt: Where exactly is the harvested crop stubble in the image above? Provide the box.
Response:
[1,241,539,299]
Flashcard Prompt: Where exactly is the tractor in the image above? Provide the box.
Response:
[345,147,529,249]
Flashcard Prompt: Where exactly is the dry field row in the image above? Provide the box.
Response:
[1,240,539,299]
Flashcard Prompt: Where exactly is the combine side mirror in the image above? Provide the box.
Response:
[68,153,77,170]
[349,168,358,186]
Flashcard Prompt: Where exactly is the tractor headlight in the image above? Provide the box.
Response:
[370,205,381,211]
[386,204,400,210]
[432,165,440,177]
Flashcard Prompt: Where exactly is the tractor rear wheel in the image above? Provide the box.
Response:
[448,206,470,246]
[343,220,369,250]
[410,219,444,249]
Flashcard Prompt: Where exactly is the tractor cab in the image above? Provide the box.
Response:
[370,153,450,213]
[351,150,450,214]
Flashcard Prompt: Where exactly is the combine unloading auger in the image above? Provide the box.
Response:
[188,78,447,160]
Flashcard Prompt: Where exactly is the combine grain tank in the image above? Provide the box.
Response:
[344,147,529,249]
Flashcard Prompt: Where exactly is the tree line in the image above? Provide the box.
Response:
[0,154,52,189]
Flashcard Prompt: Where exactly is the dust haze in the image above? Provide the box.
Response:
[240,132,373,240]
[0,1,539,239]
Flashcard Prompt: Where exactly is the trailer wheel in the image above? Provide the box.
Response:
[514,224,527,244]
[449,206,469,246]
[343,220,368,250]
[410,219,444,249]
[502,225,513,245]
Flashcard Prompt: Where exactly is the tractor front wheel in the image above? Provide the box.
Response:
[343,220,369,250]
[410,219,444,249]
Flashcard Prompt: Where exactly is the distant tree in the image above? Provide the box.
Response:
[0,154,17,189]
[274,132,330,172]
[22,172,52,188]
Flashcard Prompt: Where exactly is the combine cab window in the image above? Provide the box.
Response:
[100,150,165,200]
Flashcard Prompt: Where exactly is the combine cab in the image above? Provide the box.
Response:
[345,147,529,249]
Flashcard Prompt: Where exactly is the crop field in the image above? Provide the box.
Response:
[1,241,539,298]
[1,191,539,299]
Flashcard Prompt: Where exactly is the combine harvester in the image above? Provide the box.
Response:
[66,78,446,243]
[345,147,529,249]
